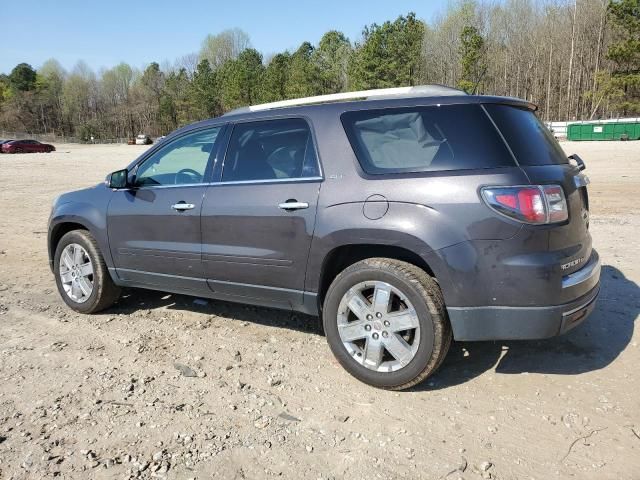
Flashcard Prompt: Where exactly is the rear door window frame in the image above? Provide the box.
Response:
[218,115,324,185]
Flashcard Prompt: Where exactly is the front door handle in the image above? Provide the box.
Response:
[278,201,309,211]
[172,202,195,211]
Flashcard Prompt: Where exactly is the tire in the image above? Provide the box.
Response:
[323,258,451,390]
[54,230,121,313]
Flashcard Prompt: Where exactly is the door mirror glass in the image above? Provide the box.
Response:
[109,169,129,189]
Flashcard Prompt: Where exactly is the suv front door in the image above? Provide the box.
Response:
[108,126,224,292]
[201,118,322,309]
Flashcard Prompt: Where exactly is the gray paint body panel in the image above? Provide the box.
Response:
[48,94,600,340]
[201,180,321,308]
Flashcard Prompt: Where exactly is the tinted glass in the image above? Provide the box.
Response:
[484,104,568,166]
[223,118,320,182]
[135,127,220,186]
[341,104,514,174]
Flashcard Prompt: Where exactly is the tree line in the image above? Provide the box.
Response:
[0,0,638,141]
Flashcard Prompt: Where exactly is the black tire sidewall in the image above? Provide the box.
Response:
[54,231,107,314]
[323,265,437,389]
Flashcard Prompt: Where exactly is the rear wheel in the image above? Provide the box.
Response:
[323,258,451,390]
[54,230,120,313]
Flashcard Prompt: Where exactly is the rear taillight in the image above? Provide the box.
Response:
[481,185,568,224]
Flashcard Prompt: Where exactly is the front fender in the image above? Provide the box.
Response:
[48,186,114,271]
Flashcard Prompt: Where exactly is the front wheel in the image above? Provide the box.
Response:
[54,230,121,313]
[323,258,451,390]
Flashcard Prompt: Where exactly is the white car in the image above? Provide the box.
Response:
[135,134,152,145]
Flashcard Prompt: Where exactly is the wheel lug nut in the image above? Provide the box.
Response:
[366,314,373,320]
[365,324,372,331]
[384,320,390,327]
[372,333,379,340]
[376,312,383,318]
[382,331,388,338]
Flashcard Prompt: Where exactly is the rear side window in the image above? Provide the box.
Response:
[223,118,320,182]
[484,104,568,166]
[341,104,514,174]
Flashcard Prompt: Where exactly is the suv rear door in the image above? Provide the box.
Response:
[201,117,322,309]
[107,126,224,292]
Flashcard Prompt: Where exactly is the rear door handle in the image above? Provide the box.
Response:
[172,202,195,211]
[278,201,309,211]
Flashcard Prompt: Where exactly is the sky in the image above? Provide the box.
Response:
[0,0,448,74]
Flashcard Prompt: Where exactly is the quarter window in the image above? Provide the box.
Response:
[223,118,320,182]
[484,104,569,166]
[134,127,221,186]
[341,104,514,174]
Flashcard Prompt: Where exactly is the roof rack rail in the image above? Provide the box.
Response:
[224,84,466,116]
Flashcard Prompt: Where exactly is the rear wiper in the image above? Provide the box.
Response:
[568,154,586,171]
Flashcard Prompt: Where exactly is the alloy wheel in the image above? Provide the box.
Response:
[59,243,94,303]
[337,281,420,372]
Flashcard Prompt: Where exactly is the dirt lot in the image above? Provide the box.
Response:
[0,141,639,480]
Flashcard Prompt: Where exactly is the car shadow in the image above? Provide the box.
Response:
[102,288,322,335]
[415,265,638,391]
[98,265,636,390]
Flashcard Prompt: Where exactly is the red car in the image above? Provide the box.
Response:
[2,139,55,153]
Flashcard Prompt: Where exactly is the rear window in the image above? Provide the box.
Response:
[341,104,514,174]
[484,104,568,166]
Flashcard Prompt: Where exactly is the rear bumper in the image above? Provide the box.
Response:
[447,252,601,341]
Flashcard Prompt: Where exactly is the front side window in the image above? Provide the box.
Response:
[222,118,320,182]
[134,127,221,186]
[341,104,514,174]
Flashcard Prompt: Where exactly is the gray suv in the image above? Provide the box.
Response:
[48,85,600,390]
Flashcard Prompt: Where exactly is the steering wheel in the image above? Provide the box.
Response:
[175,168,203,184]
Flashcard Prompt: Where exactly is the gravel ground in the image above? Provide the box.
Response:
[0,141,639,479]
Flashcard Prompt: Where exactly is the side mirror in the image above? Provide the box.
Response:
[109,168,129,189]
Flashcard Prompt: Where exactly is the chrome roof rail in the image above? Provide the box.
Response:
[224,84,466,115]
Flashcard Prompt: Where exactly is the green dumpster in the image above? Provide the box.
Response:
[567,121,640,141]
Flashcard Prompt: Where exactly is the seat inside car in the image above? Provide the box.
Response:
[226,138,276,181]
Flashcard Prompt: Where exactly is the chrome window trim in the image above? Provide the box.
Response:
[114,182,206,191]
[209,176,324,186]
[114,176,324,191]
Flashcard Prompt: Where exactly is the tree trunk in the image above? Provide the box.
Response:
[566,0,577,120]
